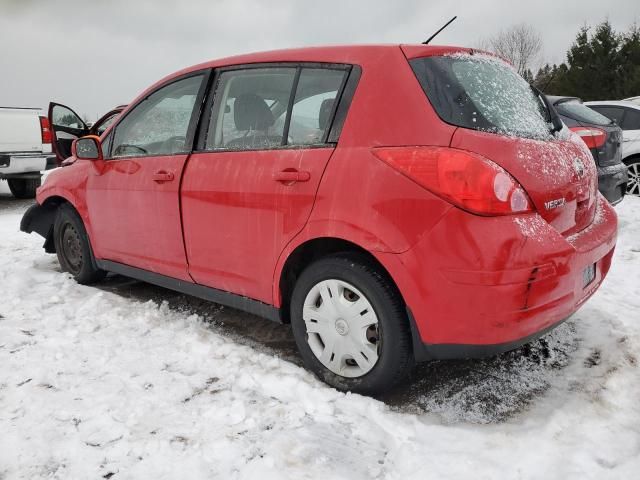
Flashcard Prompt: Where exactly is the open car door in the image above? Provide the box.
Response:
[48,102,89,164]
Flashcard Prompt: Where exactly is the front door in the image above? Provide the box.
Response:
[86,72,209,280]
[181,65,350,303]
[48,102,89,163]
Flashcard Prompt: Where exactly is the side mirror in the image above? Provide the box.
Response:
[72,135,103,161]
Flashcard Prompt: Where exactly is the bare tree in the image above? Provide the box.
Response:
[480,24,543,77]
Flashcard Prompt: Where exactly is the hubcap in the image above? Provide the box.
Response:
[61,223,83,273]
[302,279,380,378]
[627,162,640,196]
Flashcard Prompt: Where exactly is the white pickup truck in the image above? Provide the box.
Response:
[0,107,56,198]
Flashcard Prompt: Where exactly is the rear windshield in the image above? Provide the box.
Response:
[554,100,612,127]
[410,54,552,140]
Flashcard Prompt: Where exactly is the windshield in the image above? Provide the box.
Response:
[554,100,612,126]
[410,53,552,140]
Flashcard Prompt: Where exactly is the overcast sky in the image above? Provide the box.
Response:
[0,0,637,119]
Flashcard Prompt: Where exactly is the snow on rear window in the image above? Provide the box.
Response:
[410,52,553,140]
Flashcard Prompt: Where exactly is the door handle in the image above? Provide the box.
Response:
[273,170,311,183]
[152,170,175,183]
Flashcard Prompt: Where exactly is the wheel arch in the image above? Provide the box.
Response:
[623,152,640,165]
[276,236,404,324]
[20,194,82,253]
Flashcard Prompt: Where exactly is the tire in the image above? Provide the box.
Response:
[7,178,40,199]
[290,254,413,395]
[53,204,106,284]
[625,158,640,196]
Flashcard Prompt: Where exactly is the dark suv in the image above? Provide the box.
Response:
[548,95,627,204]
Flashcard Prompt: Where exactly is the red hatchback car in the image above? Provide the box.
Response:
[22,45,617,394]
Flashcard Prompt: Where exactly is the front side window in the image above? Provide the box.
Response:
[112,74,204,158]
[410,54,552,139]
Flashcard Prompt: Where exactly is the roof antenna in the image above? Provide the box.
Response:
[423,16,457,45]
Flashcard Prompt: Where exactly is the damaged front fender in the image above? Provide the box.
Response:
[20,203,58,253]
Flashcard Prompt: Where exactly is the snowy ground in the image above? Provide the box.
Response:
[1,181,639,479]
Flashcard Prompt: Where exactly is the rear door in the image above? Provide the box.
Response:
[86,71,209,280]
[181,64,350,303]
[48,103,89,163]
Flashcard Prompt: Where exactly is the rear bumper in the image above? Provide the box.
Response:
[0,153,49,178]
[597,162,628,205]
[382,195,617,360]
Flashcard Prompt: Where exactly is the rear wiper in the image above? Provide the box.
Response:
[530,85,563,133]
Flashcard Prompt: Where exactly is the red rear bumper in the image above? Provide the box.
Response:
[379,194,617,359]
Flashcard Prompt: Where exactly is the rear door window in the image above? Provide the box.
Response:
[410,54,552,139]
[203,66,348,151]
[204,68,297,150]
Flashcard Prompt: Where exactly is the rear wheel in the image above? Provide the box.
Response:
[53,204,106,284]
[7,178,40,199]
[290,254,412,395]
[626,158,640,196]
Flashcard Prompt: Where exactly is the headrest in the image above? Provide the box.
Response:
[234,94,274,131]
[318,98,335,130]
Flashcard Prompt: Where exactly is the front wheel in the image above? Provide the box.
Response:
[626,159,640,196]
[290,254,413,395]
[7,178,40,199]
[53,204,106,284]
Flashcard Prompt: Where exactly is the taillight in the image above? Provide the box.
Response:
[371,146,532,216]
[39,116,52,144]
[569,126,606,149]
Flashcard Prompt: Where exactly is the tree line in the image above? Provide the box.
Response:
[482,21,640,100]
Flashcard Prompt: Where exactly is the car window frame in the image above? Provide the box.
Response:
[195,62,354,153]
[104,68,212,160]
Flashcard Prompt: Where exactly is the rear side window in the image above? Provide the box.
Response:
[589,106,625,126]
[287,69,345,145]
[410,54,552,139]
[203,66,348,151]
[555,101,612,126]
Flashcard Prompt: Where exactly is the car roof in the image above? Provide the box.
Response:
[147,44,480,90]
[584,100,640,109]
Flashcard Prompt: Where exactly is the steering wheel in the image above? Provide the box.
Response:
[113,144,148,156]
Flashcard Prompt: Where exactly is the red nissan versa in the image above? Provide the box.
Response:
[21,45,617,394]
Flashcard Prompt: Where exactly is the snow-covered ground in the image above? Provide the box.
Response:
[1,184,639,479]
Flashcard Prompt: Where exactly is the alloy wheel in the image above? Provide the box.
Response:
[302,279,380,378]
[627,162,640,196]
